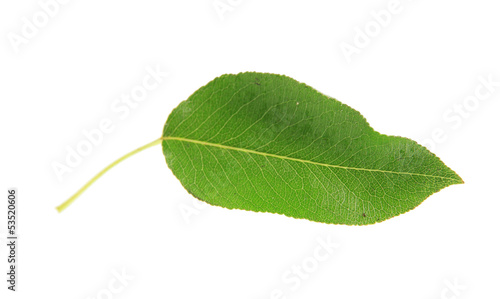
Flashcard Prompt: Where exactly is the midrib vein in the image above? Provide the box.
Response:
[163,136,459,182]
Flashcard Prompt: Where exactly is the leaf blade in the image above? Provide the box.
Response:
[162,72,462,225]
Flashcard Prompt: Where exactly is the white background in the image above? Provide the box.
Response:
[1,0,499,298]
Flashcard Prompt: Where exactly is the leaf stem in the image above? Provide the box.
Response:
[56,137,163,213]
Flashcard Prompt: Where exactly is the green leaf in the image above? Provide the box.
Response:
[162,72,462,225]
[56,72,462,225]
